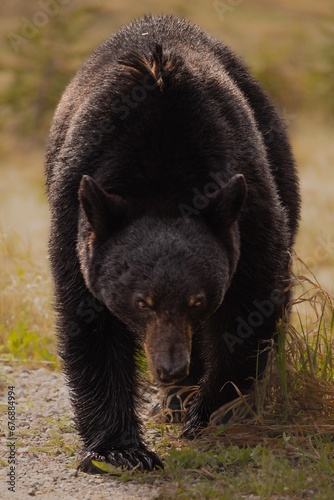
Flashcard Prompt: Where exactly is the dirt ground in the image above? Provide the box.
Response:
[0,365,164,499]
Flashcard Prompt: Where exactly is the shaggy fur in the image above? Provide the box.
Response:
[45,14,300,472]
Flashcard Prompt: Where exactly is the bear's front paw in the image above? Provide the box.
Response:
[181,416,208,439]
[181,402,210,439]
[78,447,163,474]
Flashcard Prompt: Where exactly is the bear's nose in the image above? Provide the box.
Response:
[156,362,189,383]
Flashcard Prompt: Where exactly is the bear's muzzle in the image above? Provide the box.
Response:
[144,319,192,384]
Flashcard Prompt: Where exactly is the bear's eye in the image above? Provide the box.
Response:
[188,294,206,308]
[134,296,153,310]
[136,299,148,309]
[193,298,203,308]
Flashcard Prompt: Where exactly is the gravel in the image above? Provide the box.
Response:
[0,365,163,499]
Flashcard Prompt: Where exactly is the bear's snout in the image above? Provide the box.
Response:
[144,320,192,384]
[156,357,189,383]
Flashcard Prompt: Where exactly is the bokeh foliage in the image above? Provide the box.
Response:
[1,5,105,141]
[0,2,333,145]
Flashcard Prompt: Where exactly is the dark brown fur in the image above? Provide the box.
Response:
[45,15,300,472]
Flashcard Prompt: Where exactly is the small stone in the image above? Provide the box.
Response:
[18,447,30,453]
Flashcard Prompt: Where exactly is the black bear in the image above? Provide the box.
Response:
[45,14,300,472]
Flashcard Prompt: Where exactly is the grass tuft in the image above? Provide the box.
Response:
[198,255,334,451]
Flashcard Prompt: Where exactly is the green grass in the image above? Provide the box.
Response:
[0,231,57,367]
[154,442,334,499]
[0,2,333,496]
[0,236,333,499]
[106,437,333,498]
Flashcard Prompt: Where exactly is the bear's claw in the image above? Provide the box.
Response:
[182,413,208,439]
[78,448,163,474]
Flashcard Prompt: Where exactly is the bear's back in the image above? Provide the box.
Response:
[45,14,299,238]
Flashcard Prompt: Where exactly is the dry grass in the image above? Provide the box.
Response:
[0,3,333,496]
[151,255,334,455]
[199,257,334,451]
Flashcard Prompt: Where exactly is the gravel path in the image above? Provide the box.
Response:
[0,365,163,499]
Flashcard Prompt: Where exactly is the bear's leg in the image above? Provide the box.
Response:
[48,211,163,472]
[182,297,286,437]
[56,299,163,472]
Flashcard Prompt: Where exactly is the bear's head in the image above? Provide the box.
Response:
[77,174,247,384]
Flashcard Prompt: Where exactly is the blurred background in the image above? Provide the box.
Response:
[0,0,333,362]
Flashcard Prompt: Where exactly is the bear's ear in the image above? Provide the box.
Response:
[206,174,247,227]
[78,175,128,237]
